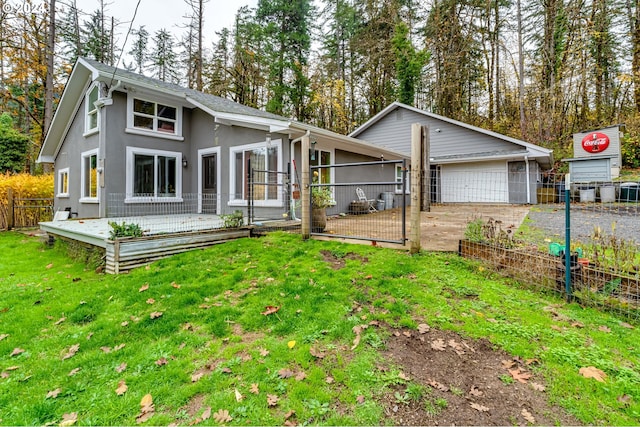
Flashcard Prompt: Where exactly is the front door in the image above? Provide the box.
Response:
[202,153,217,214]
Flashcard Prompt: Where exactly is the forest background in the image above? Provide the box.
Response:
[1,0,640,174]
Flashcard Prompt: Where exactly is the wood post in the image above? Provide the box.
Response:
[7,188,14,230]
[422,125,431,212]
[301,133,310,239]
[410,124,423,253]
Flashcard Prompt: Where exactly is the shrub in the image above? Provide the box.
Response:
[220,210,244,228]
[108,221,143,239]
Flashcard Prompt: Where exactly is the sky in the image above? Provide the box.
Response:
[98,0,258,53]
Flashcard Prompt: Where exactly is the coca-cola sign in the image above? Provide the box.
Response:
[581,132,610,153]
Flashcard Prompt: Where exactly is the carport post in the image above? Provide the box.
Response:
[410,123,423,253]
[301,133,311,239]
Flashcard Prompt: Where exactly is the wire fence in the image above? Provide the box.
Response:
[458,170,640,321]
[2,196,53,230]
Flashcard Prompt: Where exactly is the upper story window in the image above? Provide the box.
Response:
[126,94,183,140]
[84,84,99,135]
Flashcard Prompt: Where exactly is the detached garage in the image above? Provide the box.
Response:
[350,102,553,204]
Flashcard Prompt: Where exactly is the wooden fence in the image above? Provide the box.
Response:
[1,188,54,230]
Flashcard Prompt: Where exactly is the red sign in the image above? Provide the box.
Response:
[581,132,610,153]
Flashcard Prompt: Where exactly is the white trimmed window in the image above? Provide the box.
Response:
[84,83,99,135]
[229,139,282,206]
[126,95,183,140]
[126,147,183,202]
[80,149,99,203]
[396,165,409,194]
[57,168,70,198]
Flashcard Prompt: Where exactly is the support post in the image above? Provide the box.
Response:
[410,124,423,253]
[564,174,572,301]
[7,188,14,230]
[301,134,311,239]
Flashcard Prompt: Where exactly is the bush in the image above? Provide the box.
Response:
[108,221,143,239]
[0,172,54,229]
[220,210,244,228]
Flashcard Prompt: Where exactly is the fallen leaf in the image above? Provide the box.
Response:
[501,359,517,369]
[60,412,78,426]
[10,348,25,357]
[220,367,232,374]
[325,376,334,384]
[250,383,259,394]
[100,346,112,353]
[417,323,430,334]
[309,346,326,359]
[121,321,129,327]
[470,402,490,412]
[86,332,93,340]
[287,340,296,349]
[579,366,607,382]
[284,410,296,420]
[146,298,155,305]
[46,263,53,269]
[115,380,128,396]
[430,339,446,351]
[213,409,232,423]
[68,368,81,376]
[235,388,244,402]
[619,322,634,329]
[136,394,155,423]
[150,311,163,319]
[171,282,181,289]
[521,408,535,423]
[62,344,79,360]
[550,324,563,332]
[114,344,125,351]
[261,306,280,316]
[525,358,540,366]
[259,348,269,357]
[356,395,365,404]
[508,368,532,383]
[46,388,62,399]
[402,331,411,337]
[155,358,168,366]
[530,382,546,392]
[192,372,204,382]
[5,366,18,371]
[116,363,127,373]
[598,325,611,333]
[351,333,361,350]
[278,368,294,379]
[54,317,67,325]
[1,372,9,379]
[617,394,632,406]
[139,284,149,292]
[267,394,279,407]
[295,371,307,381]
[469,386,483,397]
[201,407,212,421]
[0,334,8,341]
[571,321,584,328]
[398,371,409,381]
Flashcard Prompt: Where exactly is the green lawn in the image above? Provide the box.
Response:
[0,231,639,425]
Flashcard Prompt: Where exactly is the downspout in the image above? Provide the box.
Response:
[95,80,122,218]
[524,155,531,204]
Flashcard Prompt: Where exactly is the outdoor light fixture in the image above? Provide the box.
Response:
[266,133,272,147]
[182,158,188,168]
[310,139,317,161]
[435,128,442,133]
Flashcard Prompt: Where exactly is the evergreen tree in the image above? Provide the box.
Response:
[392,22,428,106]
[150,29,179,83]
[0,113,29,173]
[128,26,150,75]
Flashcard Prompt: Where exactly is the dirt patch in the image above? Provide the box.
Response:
[379,327,580,426]
[320,250,368,270]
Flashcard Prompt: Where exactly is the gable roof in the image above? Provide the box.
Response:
[39,58,406,162]
[349,101,553,166]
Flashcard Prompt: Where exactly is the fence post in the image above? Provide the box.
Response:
[7,188,14,230]
[301,134,311,239]
[410,124,423,253]
[564,174,572,301]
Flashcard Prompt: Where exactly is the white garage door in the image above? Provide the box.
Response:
[440,161,508,203]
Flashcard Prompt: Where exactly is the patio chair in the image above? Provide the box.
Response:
[356,187,377,212]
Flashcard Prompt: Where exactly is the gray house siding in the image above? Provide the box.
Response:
[53,84,99,219]
[355,107,515,157]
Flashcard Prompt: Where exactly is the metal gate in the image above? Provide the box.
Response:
[248,161,300,232]
[310,159,407,244]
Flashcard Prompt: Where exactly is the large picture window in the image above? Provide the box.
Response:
[80,149,98,202]
[126,95,182,139]
[230,140,282,206]
[84,84,99,135]
[126,147,182,202]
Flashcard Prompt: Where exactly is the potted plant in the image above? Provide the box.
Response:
[311,171,333,232]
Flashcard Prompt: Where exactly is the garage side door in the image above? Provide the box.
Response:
[440,161,508,203]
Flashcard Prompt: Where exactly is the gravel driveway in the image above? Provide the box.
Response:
[528,206,640,244]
